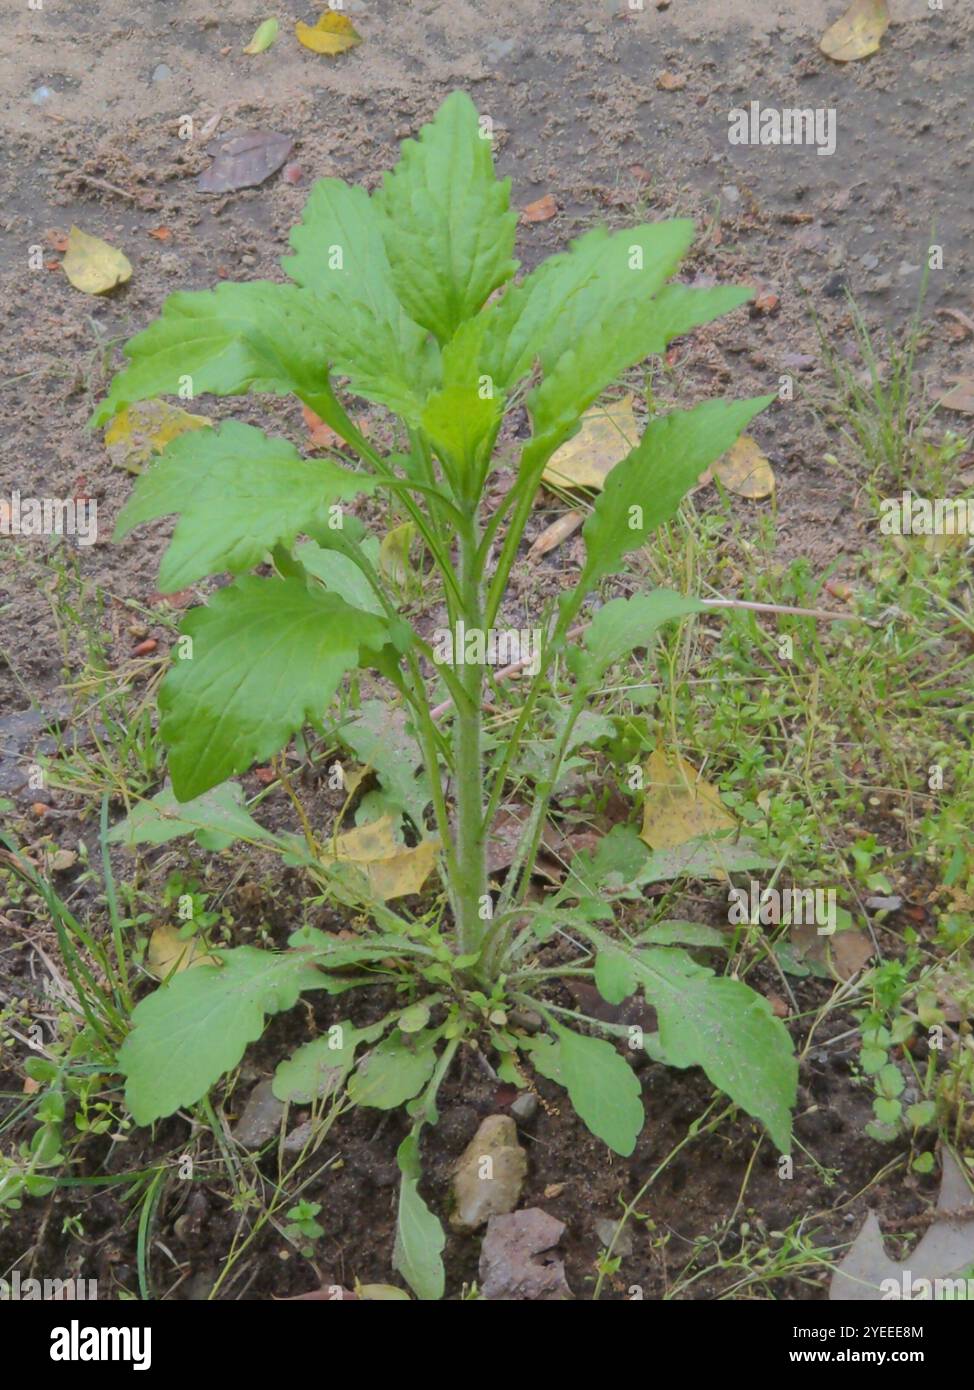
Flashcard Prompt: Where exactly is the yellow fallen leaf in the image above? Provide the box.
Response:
[640,748,736,851]
[104,400,211,473]
[296,10,362,55]
[820,0,889,62]
[543,394,638,490]
[712,435,775,500]
[147,924,217,979]
[323,816,440,901]
[62,227,132,295]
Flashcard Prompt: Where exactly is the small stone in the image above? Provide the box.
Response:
[594,1218,633,1256]
[450,1114,527,1233]
[860,253,880,271]
[231,1078,284,1148]
[31,86,53,106]
[480,1209,573,1300]
[485,36,516,62]
[283,162,303,184]
[721,184,741,205]
[283,1120,314,1153]
[151,64,172,83]
[510,1092,538,1124]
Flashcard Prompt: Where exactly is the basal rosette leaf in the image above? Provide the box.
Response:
[118,947,328,1124]
[160,576,410,800]
[374,90,518,343]
[115,420,374,591]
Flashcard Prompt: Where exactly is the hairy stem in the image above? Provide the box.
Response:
[453,517,487,961]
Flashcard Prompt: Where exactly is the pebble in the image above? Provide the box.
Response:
[511,1092,538,1124]
[31,86,53,106]
[485,37,517,62]
[721,184,741,205]
[231,1078,284,1148]
[151,64,172,83]
[450,1114,527,1233]
[594,1218,633,1256]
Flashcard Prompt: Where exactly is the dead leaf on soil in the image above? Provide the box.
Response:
[147,226,173,241]
[104,400,211,473]
[820,0,890,63]
[147,924,216,979]
[937,378,974,415]
[521,194,558,224]
[527,510,585,562]
[791,922,875,982]
[639,749,736,852]
[830,1151,974,1300]
[321,815,439,901]
[301,405,368,450]
[295,11,362,56]
[198,129,294,194]
[711,435,776,500]
[61,227,132,295]
[542,394,638,490]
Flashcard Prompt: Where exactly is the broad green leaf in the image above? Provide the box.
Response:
[346,1029,438,1109]
[629,944,796,1151]
[567,590,704,684]
[565,824,650,898]
[273,1019,388,1102]
[594,951,637,1007]
[288,924,433,966]
[91,282,346,428]
[374,90,518,343]
[159,576,407,800]
[115,421,373,591]
[482,221,695,391]
[119,948,326,1124]
[527,1026,643,1156]
[578,394,774,594]
[106,780,274,851]
[529,283,754,441]
[393,1134,445,1300]
[296,536,384,615]
[333,699,432,828]
[421,385,502,489]
[637,834,775,885]
[634,921,728,948]
[283,178,437,419]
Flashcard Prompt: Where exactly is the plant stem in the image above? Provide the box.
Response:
[453,517,487,961]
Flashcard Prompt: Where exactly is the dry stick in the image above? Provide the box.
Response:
[429,596,856,720]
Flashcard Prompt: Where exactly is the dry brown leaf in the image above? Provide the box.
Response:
[542,394,638,490]
[62,227,132,295]
[938,378,974,415]
[820,0,889,62]
[521,194,558,223]
[712,435,776,500]
[322,816,439,901]
[639,749,736,851]
[147,924,217,979]
[527,510,584,562]
[147,226,173,241]
[104,400,211,473]
[296,11,362,56]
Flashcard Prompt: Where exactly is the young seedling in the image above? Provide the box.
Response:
[95,91,797,1299]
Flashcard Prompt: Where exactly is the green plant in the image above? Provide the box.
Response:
[93,91,797,1298]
